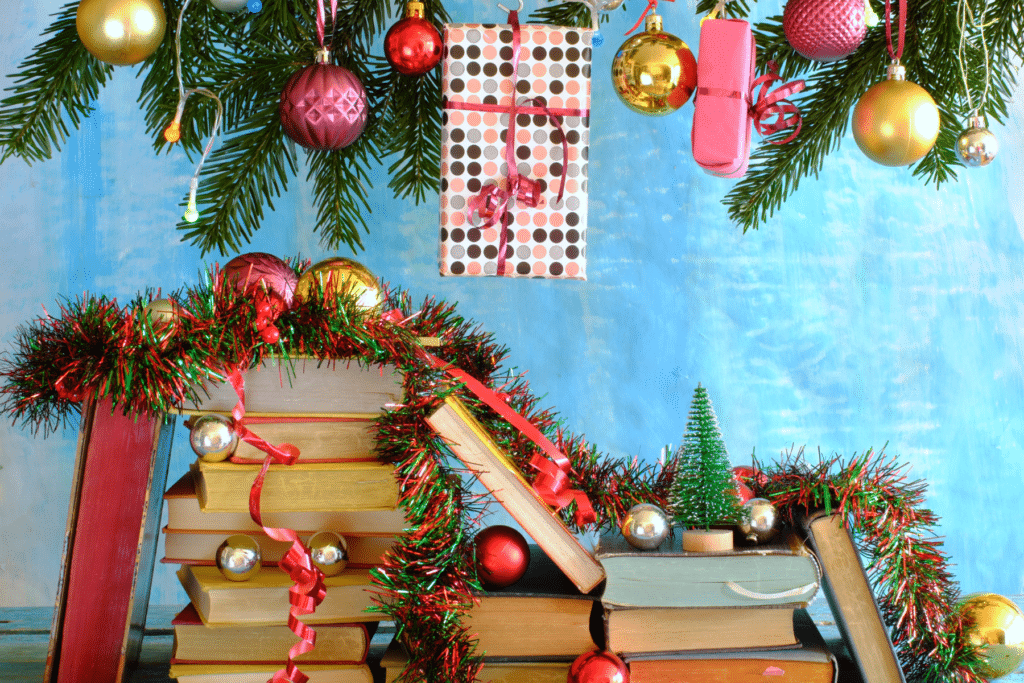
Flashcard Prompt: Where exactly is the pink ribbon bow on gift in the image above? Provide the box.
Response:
[466,172,543,228]
[749,60,805,144]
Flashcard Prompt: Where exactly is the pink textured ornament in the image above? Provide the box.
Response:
[222,253,298,308]
[568,651,630,683]
[783,0,867,62]
[279,54,368,150]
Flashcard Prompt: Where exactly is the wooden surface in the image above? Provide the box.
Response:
[2,597,1023,682]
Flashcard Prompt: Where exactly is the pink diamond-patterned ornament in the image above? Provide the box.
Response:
[783,0,866,62]
[279,63,368,150]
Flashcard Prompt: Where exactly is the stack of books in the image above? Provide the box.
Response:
[594,531,836,683]
[163,359,409,683]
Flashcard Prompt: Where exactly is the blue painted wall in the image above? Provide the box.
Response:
[1,0,1022,609]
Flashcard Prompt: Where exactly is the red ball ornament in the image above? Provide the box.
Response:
[279,51,368,151]
[384,2,442,76]
[732,465,768,487]
[222,252,299,308]
[568,651,630,683]
[474,525,531,589]
[783,0,867,62]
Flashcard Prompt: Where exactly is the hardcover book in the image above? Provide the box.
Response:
[624,608,838,683]
[594,530,820,609]
[228,416,379,463]
[168,662,372,683]
[381,641,572,683]
[800,511,906,683]
[191,459,400,513]
[178,357,404,416]
[177,565,385,625]
[163,471,409,533]
[426,397,605,593]
[464,547,599,658]
[171,604,372,664]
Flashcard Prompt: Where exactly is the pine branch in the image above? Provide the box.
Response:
[0,1,113,164]
[306,139,378,253]
[527,1,595,28]
[380,68,443,202]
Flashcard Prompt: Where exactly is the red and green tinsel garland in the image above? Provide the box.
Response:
[0,260,987,683]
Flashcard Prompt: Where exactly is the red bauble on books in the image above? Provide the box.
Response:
[279,50,369,150]
[384,1,442,75]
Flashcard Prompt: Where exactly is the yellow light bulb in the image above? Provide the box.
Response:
[163,120,181,143]
[183,195,199,222]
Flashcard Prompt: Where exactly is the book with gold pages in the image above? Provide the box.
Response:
[177,565,385,626]
[178,357,404,415]
[464,546,599,658]
[170,604,373,664]
[163,471,409,533]
[191,459,400,513]
[623,608,838,683]
[168,662,372,683]
[163,528,396,569]
[604,603,807,655]
[380,640,571,683]
[595,530,820,609]
[228,416,379,463]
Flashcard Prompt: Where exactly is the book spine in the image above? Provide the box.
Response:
[47,399,172,683]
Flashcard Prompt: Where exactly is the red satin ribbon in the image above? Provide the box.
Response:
[226,367,324,683]
[624,0,675,35]
[316,0,339,50]
[884,0,906,62]
[413,344,596,526]
[445,11,586,276]
[749,61,805,144]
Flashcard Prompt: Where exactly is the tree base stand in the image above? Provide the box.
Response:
[682,529,734,552]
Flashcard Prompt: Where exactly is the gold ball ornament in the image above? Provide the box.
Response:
[956,115,999,168]
[189,413,239,462]
[76,0,167,66]
[960,593,1024,679]
[621,503,671,550]
[611,14,698,116]
[294,258,384,312]
[308,531,349,577]
[144,298,178,326]
[216,534,262,581]
[738,497,779,544]
[852,63,940,167]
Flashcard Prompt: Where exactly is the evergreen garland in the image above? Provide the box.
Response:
[669,383,744,529]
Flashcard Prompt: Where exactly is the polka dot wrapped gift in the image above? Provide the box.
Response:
[439,10,592,279]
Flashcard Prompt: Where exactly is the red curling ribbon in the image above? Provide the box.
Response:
[445,10,586,276]
[749,61,805,144]
[624,0,674,35]
[226,366,323,683]
[316,0,339,50]
[419,351,596,526]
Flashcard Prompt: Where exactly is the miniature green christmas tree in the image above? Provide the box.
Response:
[670,384,744,532]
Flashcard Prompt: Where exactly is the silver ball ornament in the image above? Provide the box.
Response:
[600,0,624,10]
[739,498,779,544]
[309,531,349,577]
[208,0,249,11]
[956,116,999,167]
[216,534,262,581]
[189,413,239,462]
[621,503,671,550]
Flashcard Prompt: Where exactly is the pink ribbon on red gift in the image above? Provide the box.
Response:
[444,10,588,276]
[226,367,325,683]
[383,309,595,525]
[749,61,805,144]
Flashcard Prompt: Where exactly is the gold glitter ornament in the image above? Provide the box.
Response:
[294,258,384,312]
[852,63,940,167]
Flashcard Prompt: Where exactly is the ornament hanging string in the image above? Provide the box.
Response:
[956,0,992,115]
[164,0,223,224]
[625,0,674,35]
[316,0,340,53]
[448,9,587,276]
[226,368,326,683]
[884,0,907,62]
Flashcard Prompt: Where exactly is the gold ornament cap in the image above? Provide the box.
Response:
[315,47,332,64]
[887,62,906,81]
[405,1,426,18]
[645,13,663,33]
[969,114,988,129]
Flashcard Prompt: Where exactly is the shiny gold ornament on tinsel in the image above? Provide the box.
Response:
[189,414,238,463]
[76,0,167,66]
[852,63,940,167]
[216,534,262,582]
[621,503,670,550]
[738,497,779,544]
[295,258,384,312]
[956,115,999,167]
[960,593,1024,679]
[611,14,698,116]
[309,531,349,577]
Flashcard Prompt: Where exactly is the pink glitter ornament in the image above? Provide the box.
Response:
[279,56,368,151]
[783,0,867,62]
[222,253,298,309]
